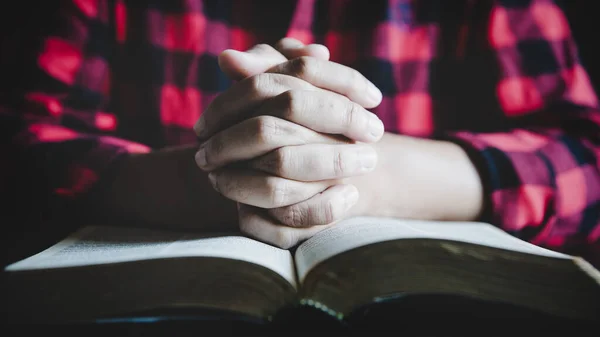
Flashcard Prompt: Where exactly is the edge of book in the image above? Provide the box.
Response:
[572,256,600,285]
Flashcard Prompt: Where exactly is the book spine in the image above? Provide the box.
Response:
[299,298,344,321]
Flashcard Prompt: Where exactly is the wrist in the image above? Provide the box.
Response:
[349,133,484,222]
[94,145,238,231]
[424,139,484,221]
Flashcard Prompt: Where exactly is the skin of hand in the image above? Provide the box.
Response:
[91,40,335,234]
[194,38,385,248]
[197,38,485,249]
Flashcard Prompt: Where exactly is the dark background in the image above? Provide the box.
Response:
[0,0,598,274]
[0,1,598,94]
[0,1,598,334]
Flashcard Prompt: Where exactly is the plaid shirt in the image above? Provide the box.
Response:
[1,0,599,265]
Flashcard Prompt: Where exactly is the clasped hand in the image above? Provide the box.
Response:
[194,39,384,248]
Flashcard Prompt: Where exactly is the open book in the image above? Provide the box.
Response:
[3,216,600,328]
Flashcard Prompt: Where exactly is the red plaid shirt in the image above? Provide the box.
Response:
[1,0,599,265]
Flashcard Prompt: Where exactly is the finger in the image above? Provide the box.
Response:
[195,116,349,171]
[274,37,330,61]
[238,204,332,249]
[256,89,385,143]
[268,184,359,228]
[218,44,288,81]
[249,143,378,181]
[194,73,315,140]
[267,56,382,109]
[208,168,334,209]
[219,41,330,81]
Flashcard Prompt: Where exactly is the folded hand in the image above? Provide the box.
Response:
[194,39,383,248]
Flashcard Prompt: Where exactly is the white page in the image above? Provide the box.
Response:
[5,226,297,287]
[295,216,570,282]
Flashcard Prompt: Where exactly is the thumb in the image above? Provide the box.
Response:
[218,44,287,81]
[218,39,330,81]
[274,37,330,61]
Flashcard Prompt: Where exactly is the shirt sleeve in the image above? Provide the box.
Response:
[445,0,600,264]
[1,1,150,224]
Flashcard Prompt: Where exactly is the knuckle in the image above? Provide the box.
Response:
[272,147,290,176]
[247,74,261,92]
[238,217,252,234]
[274,39,287,51]
[238,206,267,239]
[252,153,275,175]
[204,138,223,166]
[247,72,272,93]
[275,37,299,50]
[277,90,304,120]
[323,197,338,224]
[274,228,295,249]
[238,217,260,238]
[267,177,288,207]
[332,149,346,177]
[253,115,281,145]
[281,203,308,228]
[343,100,359,129]
[220,176,236,196]
[289,56,316,79]
[254,43,275,53]
[217,173,245,201]
[209,171,222,193]
[255,147,291,176]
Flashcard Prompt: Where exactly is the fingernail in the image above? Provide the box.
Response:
[367,113,385,141]
[359,147,378,172]
[367,82,382,106]
[195,145,207,168]
[344,187,360,212]
[194,116,206,138]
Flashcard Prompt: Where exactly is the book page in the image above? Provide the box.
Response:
[5,226,297,287]
[295,216,570,282]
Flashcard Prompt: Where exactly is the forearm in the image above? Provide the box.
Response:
[92,145,239,232]
[351,132,484,222]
